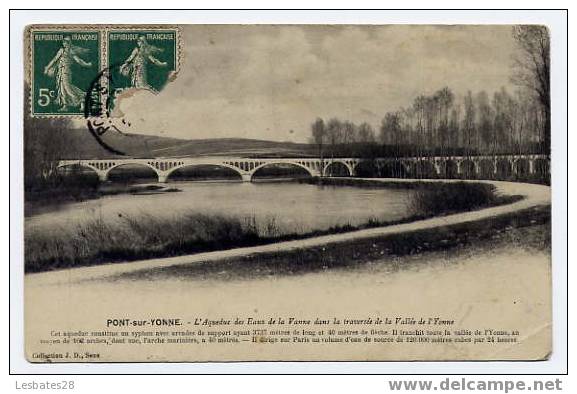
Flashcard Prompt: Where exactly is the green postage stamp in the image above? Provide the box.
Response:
[107,30,178,109]
[28,26,180,117]
[30,29,101,116]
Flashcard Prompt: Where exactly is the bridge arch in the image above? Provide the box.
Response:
[514,158,531,177]
[477,159,495,179]
[106,163,160,182]
[460,159,477,179]
[496,159,513,179]
[107,162,159,175]
[379,161,408,178]
[250,161,316,181]
[440,159,459,179]
[56,163,102,183]
[413,160,437,179]
[534,158,550,176]
[353,160,382,177]
[323,161,353,177]
[57,162,101,175]
[165,163,244,181]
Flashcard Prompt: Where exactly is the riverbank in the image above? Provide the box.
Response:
[105,204,550,282]
[24,179,548,277]
[25,183,181,217]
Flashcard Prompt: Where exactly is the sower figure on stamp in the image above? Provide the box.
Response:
[119,35,167,91]
[43,37,93,112]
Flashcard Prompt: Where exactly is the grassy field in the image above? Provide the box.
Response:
[25,181,522,273]
[112,205,550,282]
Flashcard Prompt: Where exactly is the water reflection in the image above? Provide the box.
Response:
[26,181,416,236]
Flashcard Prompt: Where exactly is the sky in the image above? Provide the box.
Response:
[112,25,519,143]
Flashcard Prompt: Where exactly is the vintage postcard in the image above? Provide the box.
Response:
[23,24,552,362]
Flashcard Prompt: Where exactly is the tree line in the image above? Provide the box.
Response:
[310,26,550,159]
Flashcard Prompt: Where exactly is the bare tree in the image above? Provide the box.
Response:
[380,112,402,157]
[476,91,493,153]
[357,122,375,143]
[435,87,454,156]
[311,118,326,175]
[326,118,343,158]
[462,91,476,156]
[341,121,357,144]
[448,105,460,152]
[24,82,75,193]
[512,25,550,152]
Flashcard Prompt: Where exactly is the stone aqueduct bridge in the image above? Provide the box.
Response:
[57,154,549,183]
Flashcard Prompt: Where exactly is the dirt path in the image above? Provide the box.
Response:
[26,179,550,286]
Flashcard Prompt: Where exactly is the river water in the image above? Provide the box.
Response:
[25,181,417,236]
